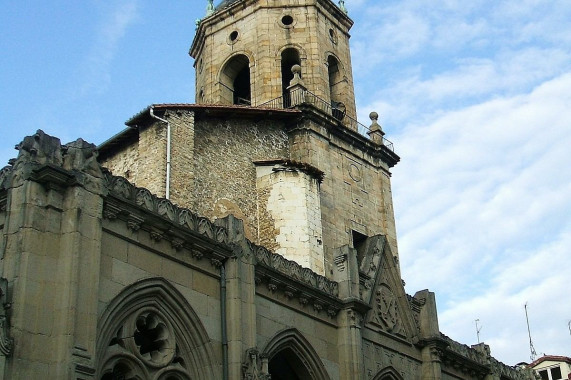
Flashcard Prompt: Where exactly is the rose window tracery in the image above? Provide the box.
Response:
[134,312,174,366]
[99,309,189,380]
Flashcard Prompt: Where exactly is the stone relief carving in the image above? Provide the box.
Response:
[242,348,271,380]
[358,235,386,303]
[371,284,406,337]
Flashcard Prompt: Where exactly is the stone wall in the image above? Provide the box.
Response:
[166,109,196,206]
[100,123,167,199]
[289,116,400,274]
[256,164,325,274]
[192,116,290,242]
[99,221,223,349]
[100,137,139,181]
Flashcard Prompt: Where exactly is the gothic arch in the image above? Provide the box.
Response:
[218,52,254,105]
[96,277,219,380]
[262,328,330,380]
[372,366,405,380]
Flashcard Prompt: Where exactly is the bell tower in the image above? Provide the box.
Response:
[190,0,357,121]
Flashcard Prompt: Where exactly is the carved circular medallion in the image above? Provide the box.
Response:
[349,163,362,182]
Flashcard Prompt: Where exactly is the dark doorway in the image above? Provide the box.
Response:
[268,348,310,380]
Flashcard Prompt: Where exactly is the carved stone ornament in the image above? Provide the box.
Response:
[372,284,406,337]
[242,348,271,380]
[0,278,13,357]
[101,309,190,379]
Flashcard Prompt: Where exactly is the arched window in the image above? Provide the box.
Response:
[281,48,301,99]
[220,54,251,105]
[96,278,219,380]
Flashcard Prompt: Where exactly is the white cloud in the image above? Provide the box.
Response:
[393,73,571,364]
[75,0,139,97]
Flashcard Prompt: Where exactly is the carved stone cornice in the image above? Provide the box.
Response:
[252,244,338,297]
[103,173,232,265]
[436,334,535,380]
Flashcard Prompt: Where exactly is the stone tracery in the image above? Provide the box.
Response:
[96,278,219,380]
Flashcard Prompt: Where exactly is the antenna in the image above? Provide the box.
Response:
[568,320,571,336]
[524,302,537,361]
[475,319,482,343]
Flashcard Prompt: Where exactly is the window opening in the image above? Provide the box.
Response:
[220,54,251,105]
[327,55,345,120]
[281,48,301,107]
[229,30,239,42]
[281,15,294,26]
[352,230,368,265]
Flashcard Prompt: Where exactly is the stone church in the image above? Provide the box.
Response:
[0,0,537,379]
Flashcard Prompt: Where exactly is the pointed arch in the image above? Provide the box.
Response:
[219,52,253,105]
[262,328,330,380]
[372,366,405,380]
[96,277,220,380]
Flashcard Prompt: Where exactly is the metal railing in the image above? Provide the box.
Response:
[257,88,394,151]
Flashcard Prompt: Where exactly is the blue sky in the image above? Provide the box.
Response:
[2,0,570,365]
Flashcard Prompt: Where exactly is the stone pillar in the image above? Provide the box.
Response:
[0,131,104,379]
[333,246,369,379]
[414,290,446,380]
[216,215,257,380]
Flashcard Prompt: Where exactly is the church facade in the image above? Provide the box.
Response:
[0,0,537,379]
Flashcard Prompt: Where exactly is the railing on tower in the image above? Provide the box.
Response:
[257,88,394,152]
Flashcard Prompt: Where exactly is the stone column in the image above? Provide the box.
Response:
[415,290,445,380]
[216,215,257,380]
[333,246,369,379]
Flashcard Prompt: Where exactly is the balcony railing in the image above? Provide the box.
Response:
[257,88,394,152]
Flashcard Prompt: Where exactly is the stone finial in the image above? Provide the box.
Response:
[289,64,304,87]
[367,112,385,145]
[339,0,348,14]
[206,0,214,17]
[195,19,202,30]
[286,64,307,107]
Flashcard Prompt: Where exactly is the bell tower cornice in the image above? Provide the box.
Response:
[190,0,353,59]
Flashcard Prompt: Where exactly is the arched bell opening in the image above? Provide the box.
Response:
[220,54,251,105]
[327,55,347,120]
[281,48,301,105]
